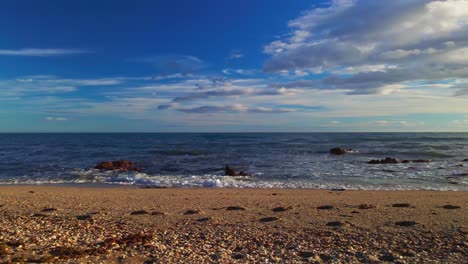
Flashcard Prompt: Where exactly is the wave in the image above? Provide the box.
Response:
[0,169,465,191]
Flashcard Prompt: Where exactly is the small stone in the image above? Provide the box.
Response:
[442,205,461,209]
[184,209,201,215]
[317,205,334,210]
[330,147,346,155]
[131,210,149,215]
[77,214,92,220]
[358,204,375,209]
[32,213,47,218]
[298,251,315,258]
[395,221,417,227]
[259,217,279,223]
[272,206,291,212]
[326,221,343,227]
[226,206,246,211]
[197,217,211,222]
[392,203,411,208]
[151,211,166,215]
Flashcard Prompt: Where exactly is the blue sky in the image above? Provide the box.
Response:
[1,0,468,132]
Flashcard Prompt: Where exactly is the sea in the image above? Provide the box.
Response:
[0,133,467,190]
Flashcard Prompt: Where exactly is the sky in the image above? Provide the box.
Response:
[1,0,468,132]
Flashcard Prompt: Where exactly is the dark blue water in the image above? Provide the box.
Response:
[0,133,467,190]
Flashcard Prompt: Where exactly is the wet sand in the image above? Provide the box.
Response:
[0,186,466,263]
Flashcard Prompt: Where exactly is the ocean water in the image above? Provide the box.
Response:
[0,133,467,190]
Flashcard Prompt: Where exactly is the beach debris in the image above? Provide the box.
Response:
[367,157,398,164]
[94,160,141,172]
[131,210,150,215]
[392,203,411,208]
[225,206,246,211]
[326,221,343,227]
[395,221,417,227]
[224,165,249,176]
[259,216,280,222]
[42,207,56,212]
[184,209,202,215]
[358,204,375,209]
[442,205,461,210]
[329,147,346,155]
[317,205,334,210]
[272,206,292,212]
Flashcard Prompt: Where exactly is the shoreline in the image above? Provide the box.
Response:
[1,186,466,262]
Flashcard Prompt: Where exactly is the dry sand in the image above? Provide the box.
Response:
[0,186,466,263]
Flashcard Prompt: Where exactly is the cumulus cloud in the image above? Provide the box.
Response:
[263,0,468,94]
[0,48,88,56]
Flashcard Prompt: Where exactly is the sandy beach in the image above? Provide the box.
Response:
[0,186,466,263]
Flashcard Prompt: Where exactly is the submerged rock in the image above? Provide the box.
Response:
[225,165,238,176]
[367,157,398,164]
[94,160,141,172]
[329,147,346,155]
[225,165,250,176]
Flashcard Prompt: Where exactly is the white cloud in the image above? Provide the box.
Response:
[0,48,88,56]
[263,0,468,95]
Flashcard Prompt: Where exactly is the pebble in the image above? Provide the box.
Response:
[317,205,334,210]
[395,221,417,227]
[259,217,280,223]
[392,203,411,208]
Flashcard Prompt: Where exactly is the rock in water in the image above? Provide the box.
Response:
[225,165,238,176]
[329,147,346,155]
[367,157,398,164]
[95,160,141,172]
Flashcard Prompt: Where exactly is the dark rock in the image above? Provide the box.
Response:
[130,210,149,215]
[329,147,346,155]
[29,191,35,193]
[401,160,410,163]
[197,217,211,222]
[42,208,56,212]
[226,206,246,211]
[326,221,343,227]
[442,205,461,209]
[392,203,411,208]
[358,204,375,209]
[259,216,279,223]
[463,159,468,162]
[95,160,141,172]
[317,205,334,210]
[272,206,291,212]
[225,165,237,176]
[395,221,417,227]
[184,209,201,215]
[367,157,398,164]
